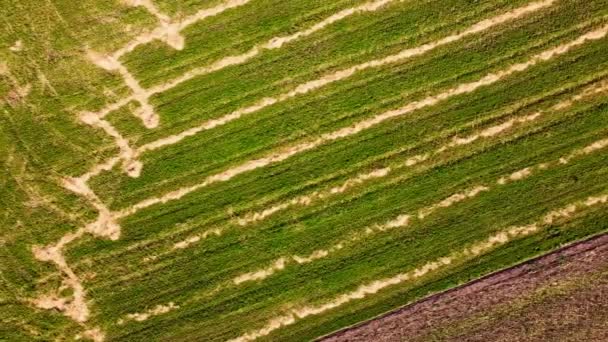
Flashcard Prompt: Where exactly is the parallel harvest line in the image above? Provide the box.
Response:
[44,22,608,305]
[233,113,541,227]
[89,0,404,129]
[75,73,608,270]
[230,192,608,341]
[229,136,608,285]
[233,78,608,226]
[138,0,556,152]
[114,24,608,220]
[171,111,544,252]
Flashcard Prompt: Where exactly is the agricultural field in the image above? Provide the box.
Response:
[1,0,608,341]
[324,232,608,341]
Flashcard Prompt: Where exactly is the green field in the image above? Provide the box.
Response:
[1,0,608,340]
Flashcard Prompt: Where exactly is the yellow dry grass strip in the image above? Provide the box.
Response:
[227,136,608,286]
[230,193,608,342]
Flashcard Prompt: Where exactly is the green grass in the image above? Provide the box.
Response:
[2,0,608,340]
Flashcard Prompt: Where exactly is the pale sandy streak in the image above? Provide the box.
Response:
[117,25,608,218]
[230,193,608,342]
[560,137,608,164]
[140,0,556,152]
[172,228,223,250]
[552,78,608,110]
[417,185,490,219]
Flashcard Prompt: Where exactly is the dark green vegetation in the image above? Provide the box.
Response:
[1,0,608,341]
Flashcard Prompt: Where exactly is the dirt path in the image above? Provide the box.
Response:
[231,194,608,342]
[321,233,608,342]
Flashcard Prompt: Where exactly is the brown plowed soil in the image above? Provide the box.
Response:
[322,233,608,342]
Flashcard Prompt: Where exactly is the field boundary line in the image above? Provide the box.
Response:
[229,192,608,341]
[318,231,608,341]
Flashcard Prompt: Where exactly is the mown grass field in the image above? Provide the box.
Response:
[1,0,608,341]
